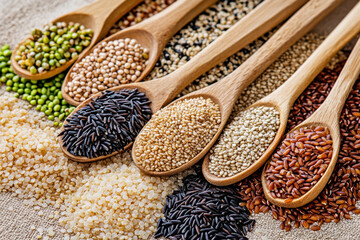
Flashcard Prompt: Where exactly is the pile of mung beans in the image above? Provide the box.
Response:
[15,22,93,74]
[0,44,74,126]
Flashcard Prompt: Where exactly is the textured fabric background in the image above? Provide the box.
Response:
[0,0,359,239]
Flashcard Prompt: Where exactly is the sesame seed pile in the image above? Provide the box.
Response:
[65,38,149,102]
[134,97,221,172]
[209,106,280,178]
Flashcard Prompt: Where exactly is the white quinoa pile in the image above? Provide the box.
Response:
[0,91,189,239]
[60,157,186,240]
[134,97,221,172]
[0,92,84,205]
[209,106,280,178]
[65,38,149,102]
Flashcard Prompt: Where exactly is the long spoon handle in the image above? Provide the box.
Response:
[267,2,360,109]
[66,0,144,40]
[311,36,360,123]
[138,0,218,48]
[148,0,308,110]
[201,0,345,116]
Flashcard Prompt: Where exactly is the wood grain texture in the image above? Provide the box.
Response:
[10,0,143,80]
[262,35,360,208]
[200,0,346,185]
[62,0,219,106]
[60,0,307,163]
[133,0,344,177]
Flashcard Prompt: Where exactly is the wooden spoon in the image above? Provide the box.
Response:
[60,0,308,162]
[203,1,360,186]
[61,0,220,106]
[132,0,346,176]
[261,36,360,208]
[11,0,143,80]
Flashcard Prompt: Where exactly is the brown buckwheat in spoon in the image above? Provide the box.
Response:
[59,0,308,162]
[11,0,143,80]
[132,0,346,176]
[262,36,360,208]
[61,0,222,106]
[203,1,360,186]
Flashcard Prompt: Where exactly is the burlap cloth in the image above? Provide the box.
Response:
[0,0,359,239]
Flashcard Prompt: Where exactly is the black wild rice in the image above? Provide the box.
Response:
[155,172,255,240]
[59,89,151,158]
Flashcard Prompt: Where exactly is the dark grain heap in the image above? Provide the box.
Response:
[59,89,151,158]
[155,172,255,240]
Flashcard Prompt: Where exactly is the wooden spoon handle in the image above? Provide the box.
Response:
[139,0,218,49]
[57,0,143,40]
[268,2,360,108]
[148,0,308,109]
[311,36,360,123]
[210,0,345,103]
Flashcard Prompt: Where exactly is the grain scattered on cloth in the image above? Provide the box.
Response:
[1,0,360,239]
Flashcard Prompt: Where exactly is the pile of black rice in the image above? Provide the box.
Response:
[155,171,255,240]
[59,89,151,158]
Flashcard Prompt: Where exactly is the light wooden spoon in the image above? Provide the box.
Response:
[61,0,220,106]
[132,0,346,176]
[59,0,308,162]
[203,1,360,186]
[261,36,360,208]
[11,0,143,80]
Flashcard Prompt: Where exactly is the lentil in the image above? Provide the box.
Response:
[155,172,255,239]
[15,22,93,74]
[265,126,333,201]
[134,97,221,172]
[59,89,152,158]
[108,0,176,35]
[209,106,279,177]
[65,38,149,102]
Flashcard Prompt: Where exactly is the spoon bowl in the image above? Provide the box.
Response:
[11,0,143,80]
[261,121,340,208]
[58,0,310,163]
[132,0,345,176]
[203,101,288,186]
[61,0,220,106]
[62,27,159,106]
[262,33,360,208]
[202,1,360,186]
